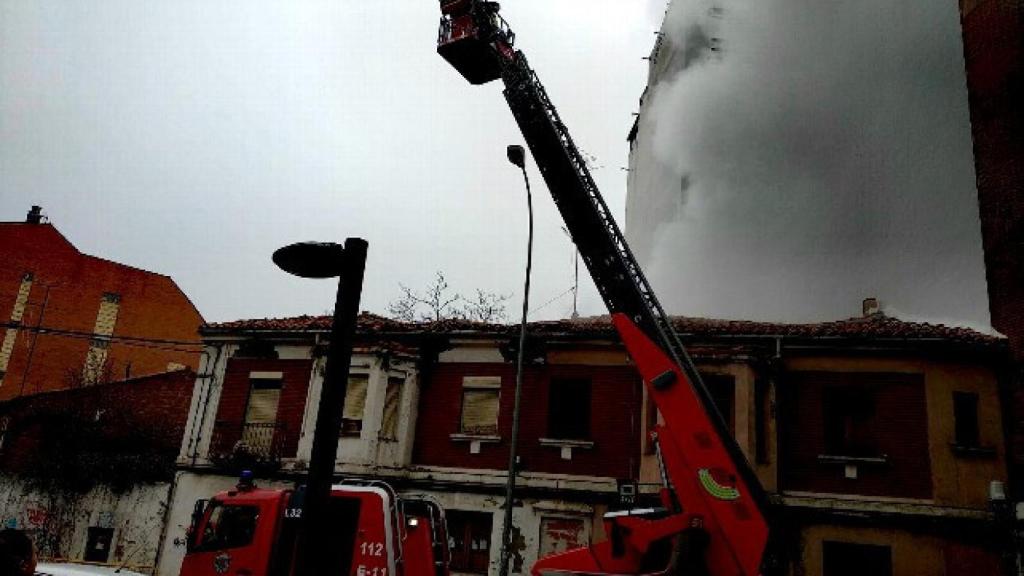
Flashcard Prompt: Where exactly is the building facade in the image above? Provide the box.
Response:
[0,206,204,401]
[159,310,1009,576]
[959,0,1024,359]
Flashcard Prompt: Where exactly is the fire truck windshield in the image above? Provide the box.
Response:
[194,503,260,552]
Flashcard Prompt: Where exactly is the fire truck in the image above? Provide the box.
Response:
[179,474,450,576]
[179,2,769,575]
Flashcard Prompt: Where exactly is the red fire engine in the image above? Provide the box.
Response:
[179,475,449,576]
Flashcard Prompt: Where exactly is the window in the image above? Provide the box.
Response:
[755,378,769,464]
[447,510,493,574]
[823,387,878,457]
[197,503,260,551]
[460,377,500,436]
[539,517,587,557]
[380,376,404,440]
[84,527,114,563]
[822,541,891,576]
[704,374,735,436]
[83,292,121,385]
[953,392,980,448]
[342,374,369,437]
[243,376,282,451]
[0,416,9,452]
[547,378,591,440]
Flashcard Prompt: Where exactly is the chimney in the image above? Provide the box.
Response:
[26,206,43,224]
[862,297,881,317]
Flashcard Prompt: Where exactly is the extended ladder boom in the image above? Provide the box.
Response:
[438,3,769,575]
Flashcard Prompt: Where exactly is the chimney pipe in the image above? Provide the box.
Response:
[26,206,43,225]
[863,297,881,317]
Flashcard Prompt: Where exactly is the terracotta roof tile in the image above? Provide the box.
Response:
[205,312,1003,346]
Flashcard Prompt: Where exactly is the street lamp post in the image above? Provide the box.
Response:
[499,145,533,576]
[272,238,368,576]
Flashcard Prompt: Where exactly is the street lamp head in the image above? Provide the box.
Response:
[507,145,526,169]
[273,242,346,279]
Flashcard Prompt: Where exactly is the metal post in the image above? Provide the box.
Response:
[499,161,534,576]
[294,238,368,576]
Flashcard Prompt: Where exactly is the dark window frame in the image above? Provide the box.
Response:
[447,510,493,575]
[547,377,592,441]
[822,541,892,576]
[953,391,981,448]
[822,386,880,458]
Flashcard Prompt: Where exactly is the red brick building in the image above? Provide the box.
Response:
[960,0,1024,359]
[0,206,203,400]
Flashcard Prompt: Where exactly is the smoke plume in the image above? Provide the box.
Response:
[627,0,991,328]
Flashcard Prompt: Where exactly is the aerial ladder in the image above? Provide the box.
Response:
[437,2,770,575]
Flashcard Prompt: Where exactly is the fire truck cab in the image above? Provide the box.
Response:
[179,475,449,576]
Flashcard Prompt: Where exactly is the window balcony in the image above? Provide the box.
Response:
[209,421,290,471]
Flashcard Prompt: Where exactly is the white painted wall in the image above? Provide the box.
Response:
[0,475,171,574]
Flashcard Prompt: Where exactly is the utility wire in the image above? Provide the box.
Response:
[0,321,204,353]
[528,285,577,316]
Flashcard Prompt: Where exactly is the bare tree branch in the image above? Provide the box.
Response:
[387,272,509,323]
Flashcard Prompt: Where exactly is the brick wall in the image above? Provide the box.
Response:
[0,369,196,473]
[780,371,932,499]
[0,223,203,401]
[961,0,1024,358]
[412,362,642,480]
[211,357,314,458]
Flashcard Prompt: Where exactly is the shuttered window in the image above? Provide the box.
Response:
[460,377,500,436]
[380,377,403,440]
[82,292,121,385]
[243,377,282,452]
[245,378,282,424]
[0,272,33,386]
[342,374,369,437]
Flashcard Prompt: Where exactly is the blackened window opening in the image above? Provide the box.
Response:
[953,391,980,448]
[823,387,878,458]
[548,377,591,440]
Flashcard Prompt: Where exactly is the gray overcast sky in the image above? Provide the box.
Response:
[1,1,663,323]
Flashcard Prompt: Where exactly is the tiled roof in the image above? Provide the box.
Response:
[206,312,1003,346]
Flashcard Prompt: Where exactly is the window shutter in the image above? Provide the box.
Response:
[343,375,369,420]
[380,377,403,440]
[245,381,281,424]
[461,390,499,435]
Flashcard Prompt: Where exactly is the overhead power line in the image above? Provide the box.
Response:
[0,321,204,353]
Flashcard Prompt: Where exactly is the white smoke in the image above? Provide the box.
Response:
[627,0,991,327]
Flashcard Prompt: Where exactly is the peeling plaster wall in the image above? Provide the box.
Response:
[0,475,171,574]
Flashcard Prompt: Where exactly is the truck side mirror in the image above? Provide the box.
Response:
[187,499,209,552]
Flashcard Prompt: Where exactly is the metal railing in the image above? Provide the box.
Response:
[209,421,289,466]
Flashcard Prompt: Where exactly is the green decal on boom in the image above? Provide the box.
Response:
[698,468,740,501]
